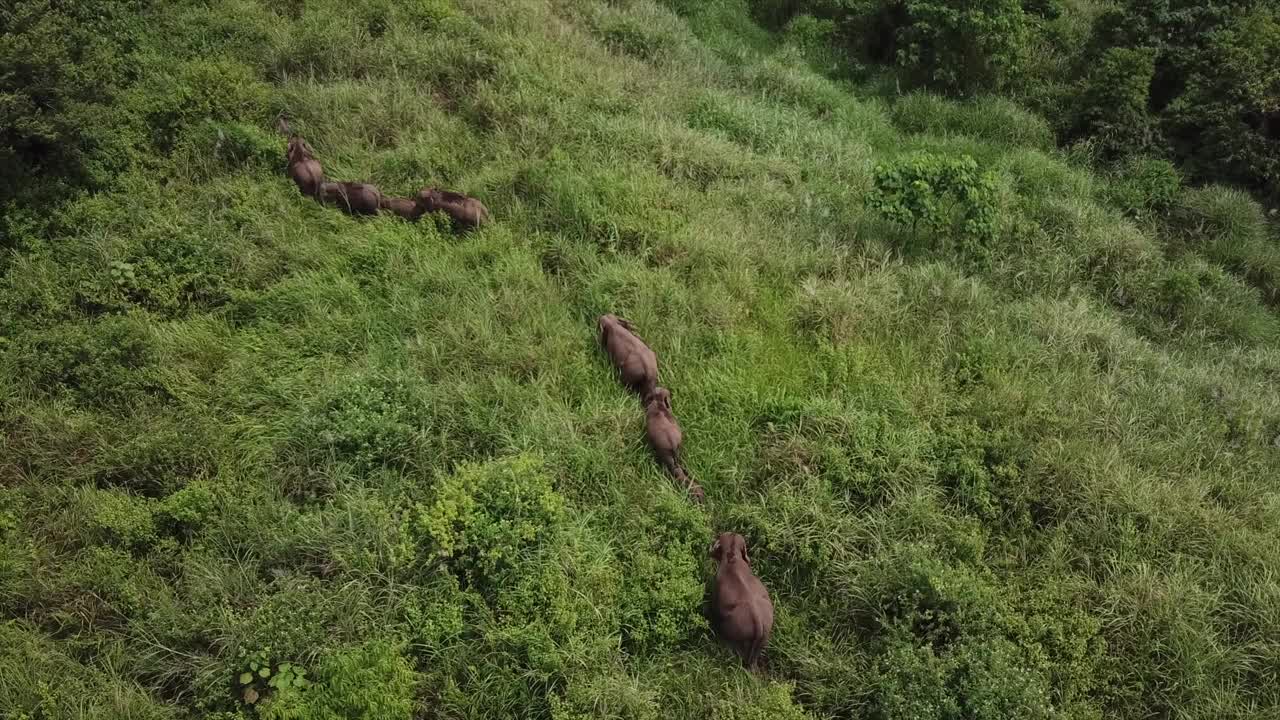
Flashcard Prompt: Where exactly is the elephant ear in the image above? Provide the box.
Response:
[740,542,750,565]
[709,538,722,558]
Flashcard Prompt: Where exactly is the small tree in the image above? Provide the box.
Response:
[896,0,1030,95]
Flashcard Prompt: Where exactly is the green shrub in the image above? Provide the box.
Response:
[748,0,819,30]
[1069,46,1158,160]
[159,481,220,540]
[867,152,999,245]
[5,315,166,407]
[1165,6,1280,200]
[782,14,841,69]
[79,487,158,550]
[291,374,424,476]
[177,120,284,177]
[0,0,145,206]
[255,641,416,720]
[895,0,1031,95]
[407,454,567,589]
[124,56,273,152]
[612,496,708,651]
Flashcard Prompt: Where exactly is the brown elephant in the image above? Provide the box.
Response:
[644,387,704,502]
[380,196,422,221]
[320,181,383,216]
[710,532,774,670]
[285,135,324,199]
[597,314,658,397]
[414,187,490,230]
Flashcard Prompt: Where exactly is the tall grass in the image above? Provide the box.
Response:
[1,0,1278,718]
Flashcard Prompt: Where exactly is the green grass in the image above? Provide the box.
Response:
[2,0,1280,718]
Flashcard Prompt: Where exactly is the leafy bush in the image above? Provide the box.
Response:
[407,454,567,589]
[1068,46,1158,160]
[612,497,708,651]
[867,152,999,244]
[0,0,146,207]
[291,374,424,476]
[894,0,1030,95]
[1164,6,1280,201]
[177,120,284,176]
[255,641,416,720]
[4,315,166,407]
[124,56,273,152]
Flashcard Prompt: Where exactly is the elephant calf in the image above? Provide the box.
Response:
[644,387,704,502]
[710,532,774,670]
[285,135,324,199]
[320,181,383,216]
[597,314,658,397]
[380,196,422,220]
[415,187,490,230]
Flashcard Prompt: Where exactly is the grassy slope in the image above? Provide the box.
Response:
[2,0,1280,718]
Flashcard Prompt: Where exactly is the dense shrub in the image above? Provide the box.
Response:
[764,0,1280,201]
[754,0,1031,94]
[290,374,425,476]
[867,152,999,244]
[407,454,567,589]
[1164,6,1280,201]
[1068,46,1158,160]
[0,0,147,209]
[894,0,1030,95]
[254,640,417,720]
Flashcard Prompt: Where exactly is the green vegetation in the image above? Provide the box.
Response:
[756,0,1280,203]
[2,0,1279,718]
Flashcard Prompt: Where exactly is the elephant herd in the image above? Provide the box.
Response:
[598,315,774,670]
[278,117,490,230]
[278,126,773,670]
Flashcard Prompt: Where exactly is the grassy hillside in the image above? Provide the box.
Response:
[3,0,1280,718]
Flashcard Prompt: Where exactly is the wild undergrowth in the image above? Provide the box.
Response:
[2,0,1279,718]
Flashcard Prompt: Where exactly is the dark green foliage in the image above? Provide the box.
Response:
[763,0,1280,202]
[1069,46,1159,159]
[894,0,1030,95]
[1164,6,1280,201]
[0,0,147,209]
[755,0,1031,94]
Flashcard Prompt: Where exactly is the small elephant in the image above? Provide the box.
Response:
[597,314,658,397]
[380,196,422,221]
[285,135,324,199]
[415,187,490,230]
[710,532,774,670]
[320,181,384,216]
[644,387,704,502]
